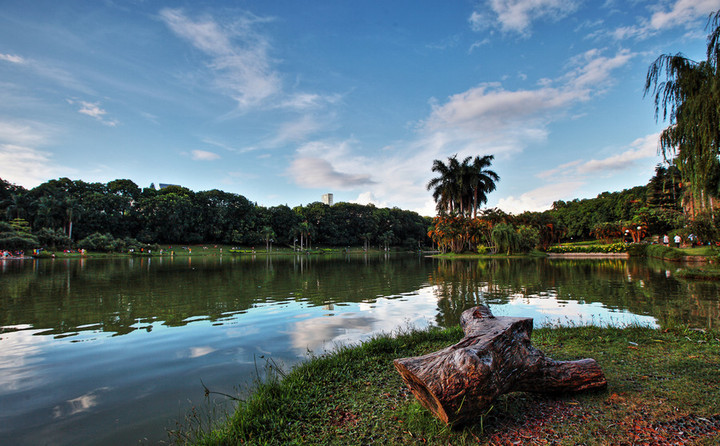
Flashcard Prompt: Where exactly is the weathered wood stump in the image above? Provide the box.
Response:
[394,305,607,426]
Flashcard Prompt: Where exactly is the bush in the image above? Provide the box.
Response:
[546,243,628,254]
[476,245,488,255]
[77,233,159,253]
[646,244,684,261]
[491,223,520,255]
[77,233,116,252]
[517,225,540,253]
[36,228,72,250]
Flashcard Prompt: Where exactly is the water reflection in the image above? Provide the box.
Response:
[0,255,719,445]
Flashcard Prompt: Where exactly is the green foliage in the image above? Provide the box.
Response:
[0,176,431,250]
[36,227,72,250]
[427,154,499,218]
[516,225,539,252]
[591,221,622,243]
[491,223,520,255]
[77,232,157,253]
[0,218,39,250]
[546,243,628,254]
[645,12,720,216]
[646,244,685,261]
[476,244,488,255]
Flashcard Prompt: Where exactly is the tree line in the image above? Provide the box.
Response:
[424,155,715,254]
[0,177,431,252]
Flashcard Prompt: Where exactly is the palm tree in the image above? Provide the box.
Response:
[35,195,60,229]
[63,196,83,240]
[468,155,499,218]
[426,156,461,215]
[427,154,499,217]
[4,193,26,220]
[644,11,720,217]
[297,221,312,250]
[261,226,276,252]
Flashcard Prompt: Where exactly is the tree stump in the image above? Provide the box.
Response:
[394,305,607,426]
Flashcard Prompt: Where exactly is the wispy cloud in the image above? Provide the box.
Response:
[0,144,64,187]
[0,120,70,187]
[159,8,280,109]
[160,8,341,113]
[67,99,118,126]
[606,0,720,41]
[496,181,585,213]
[577,133,660,174]
[0,120,52,146]
[0,53,26,64]
[191,149,220,161]
[649,0,720,30]
[423,48,633,143]
[470,0,581,36]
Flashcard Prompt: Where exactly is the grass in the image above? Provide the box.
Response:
[175,323,720,445]
[676,266,720,280]
[29,244,395,259]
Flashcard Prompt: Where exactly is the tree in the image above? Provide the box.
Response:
[63,196,83,240]
[468,155,500,218]
[0,218,39,251]
[427,154,499,218]
[491,223,519,255]
[644,11,720,217]
[297,221,312,250]
[261,225,276,252]
[427,156,462,216]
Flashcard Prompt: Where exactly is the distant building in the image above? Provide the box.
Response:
[158,183,180,190]
[322,193,334,206]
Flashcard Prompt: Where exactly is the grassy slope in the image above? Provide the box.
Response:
[180,324,720,445]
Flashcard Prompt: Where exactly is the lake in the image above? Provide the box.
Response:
[1,254,718,445]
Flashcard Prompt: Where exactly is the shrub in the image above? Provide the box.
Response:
[77,233,158,253]
[546,243,628,254]
[646,244,684,261]
[517,225,540,253]
[491,223,519,255]
[77,233,116,252]
[36,228,72,250]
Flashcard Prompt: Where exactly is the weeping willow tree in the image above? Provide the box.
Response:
[644,11,720,218]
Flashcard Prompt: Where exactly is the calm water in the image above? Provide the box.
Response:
[0,254,718,445]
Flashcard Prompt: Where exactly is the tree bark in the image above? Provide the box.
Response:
[394,305,606,426]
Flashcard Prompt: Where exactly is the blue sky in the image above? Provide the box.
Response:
[1,0,718,216]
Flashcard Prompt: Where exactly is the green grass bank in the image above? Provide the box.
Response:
[175,323,720,445]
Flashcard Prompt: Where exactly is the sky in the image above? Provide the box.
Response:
[1,0,719,217]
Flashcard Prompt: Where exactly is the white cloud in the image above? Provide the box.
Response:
[470,0,581,36]
[160,8,280,109]
[191,149,220,161]
[649,0,720,30]
[0,120,71,187]
[288,157,375,189]
[0,53,25,64]
[67,99,118,126]
[576,133,659,174]
[0,144,65,187]
[279,92,341,110]
[266,115,324,148]
[496,181,585,213]
[606,0,720,41]
[284,48,635,216]
[0,120,51,146]
[420,48,634,158]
